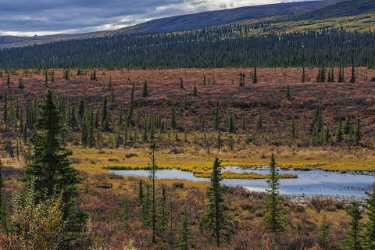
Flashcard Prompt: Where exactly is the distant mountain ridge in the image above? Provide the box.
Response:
[0,0,374,49]
[295,0,375,20]
[0,31,111,49]
[119,1,325,34]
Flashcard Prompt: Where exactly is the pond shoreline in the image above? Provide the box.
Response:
[109,166,375,198]
[107,164,375,178]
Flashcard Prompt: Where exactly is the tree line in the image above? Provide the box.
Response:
[0,28,374,69]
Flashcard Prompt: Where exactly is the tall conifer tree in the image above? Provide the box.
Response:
[201,158,231,246]
[365,184,375,250]
[24,91,86,247]
[0,162,7,233]
[345,202,362,250]
[177,208,189,250]
[264,154,286,248]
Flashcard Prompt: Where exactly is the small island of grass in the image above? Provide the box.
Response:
[193,171,297,180]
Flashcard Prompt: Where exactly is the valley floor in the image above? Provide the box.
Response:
[1,67,375,248]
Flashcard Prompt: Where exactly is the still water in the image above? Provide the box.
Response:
[110,167,375,198]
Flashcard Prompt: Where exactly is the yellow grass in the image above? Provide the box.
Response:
[70,144,375,176]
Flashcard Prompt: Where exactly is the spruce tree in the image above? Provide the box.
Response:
[330,68,335,82]
[123,199,129,227]
[336,120,344,143]
[177,208,189,250]
[365,184,375,250]
[264,154,286,247]
[158,185,168,235]
[3,94,8,127]
[252,66,258,84]
[286,86,291,100]
[245,129,253,144]
[310,106,324,145]
[319,217,330,250]
[78,99,85,122]
[317,67,326,83]
[88,110,96,148]
[101,96,110,131]
[138,180,144,205]
[354,118,361,146]
[64,69,70,81]
[171,106,177,130]
[217,131,222,150]
[338,65,345,83]
[344,202,362,250]
[228,113,236,133]
[90,70,97,81]
[150,143,157,243]
[127,82,135,127]
[290,119,296,140]
[351,58,356,83]
[6,73,10,88]
[327,68,334,82]
[24,91,86,247]
[193,84,198,97]
[81,116,89,147]
[142,80,149,97]
[321,67,326,82]
[143,118,149,143]
[108,74,113,91]
[0,162,7,233]
[321,126,330,145]
[202,158,226,246]
[214,102,220,131]
[344,118,351,135]
[256,114,263,132]
[301,66,306,83]
[240,113,246,131]
[239,72,245,87]
[18,78,24,89]
[179,78,184,89]
[142,184,151,227]
[44,70,48,85]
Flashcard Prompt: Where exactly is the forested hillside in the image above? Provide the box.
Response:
[0,1,326,49]
[1,0,374,50]
[0,29,374,69]
[0,0,374,69]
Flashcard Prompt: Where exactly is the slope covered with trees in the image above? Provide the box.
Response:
[0,29,374,69]
[0,0,333,49]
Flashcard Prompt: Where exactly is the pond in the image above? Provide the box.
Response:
[109,167,375,198]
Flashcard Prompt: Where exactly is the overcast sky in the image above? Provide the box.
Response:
[0,0,308,36]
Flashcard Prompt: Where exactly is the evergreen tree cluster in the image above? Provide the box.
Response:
[0,29,374,69]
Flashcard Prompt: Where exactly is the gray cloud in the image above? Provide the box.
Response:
[0,0,305,36]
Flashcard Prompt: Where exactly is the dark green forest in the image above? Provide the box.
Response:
[0,27,374,69]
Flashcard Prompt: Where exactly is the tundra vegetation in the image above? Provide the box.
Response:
[0,65,374,249]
